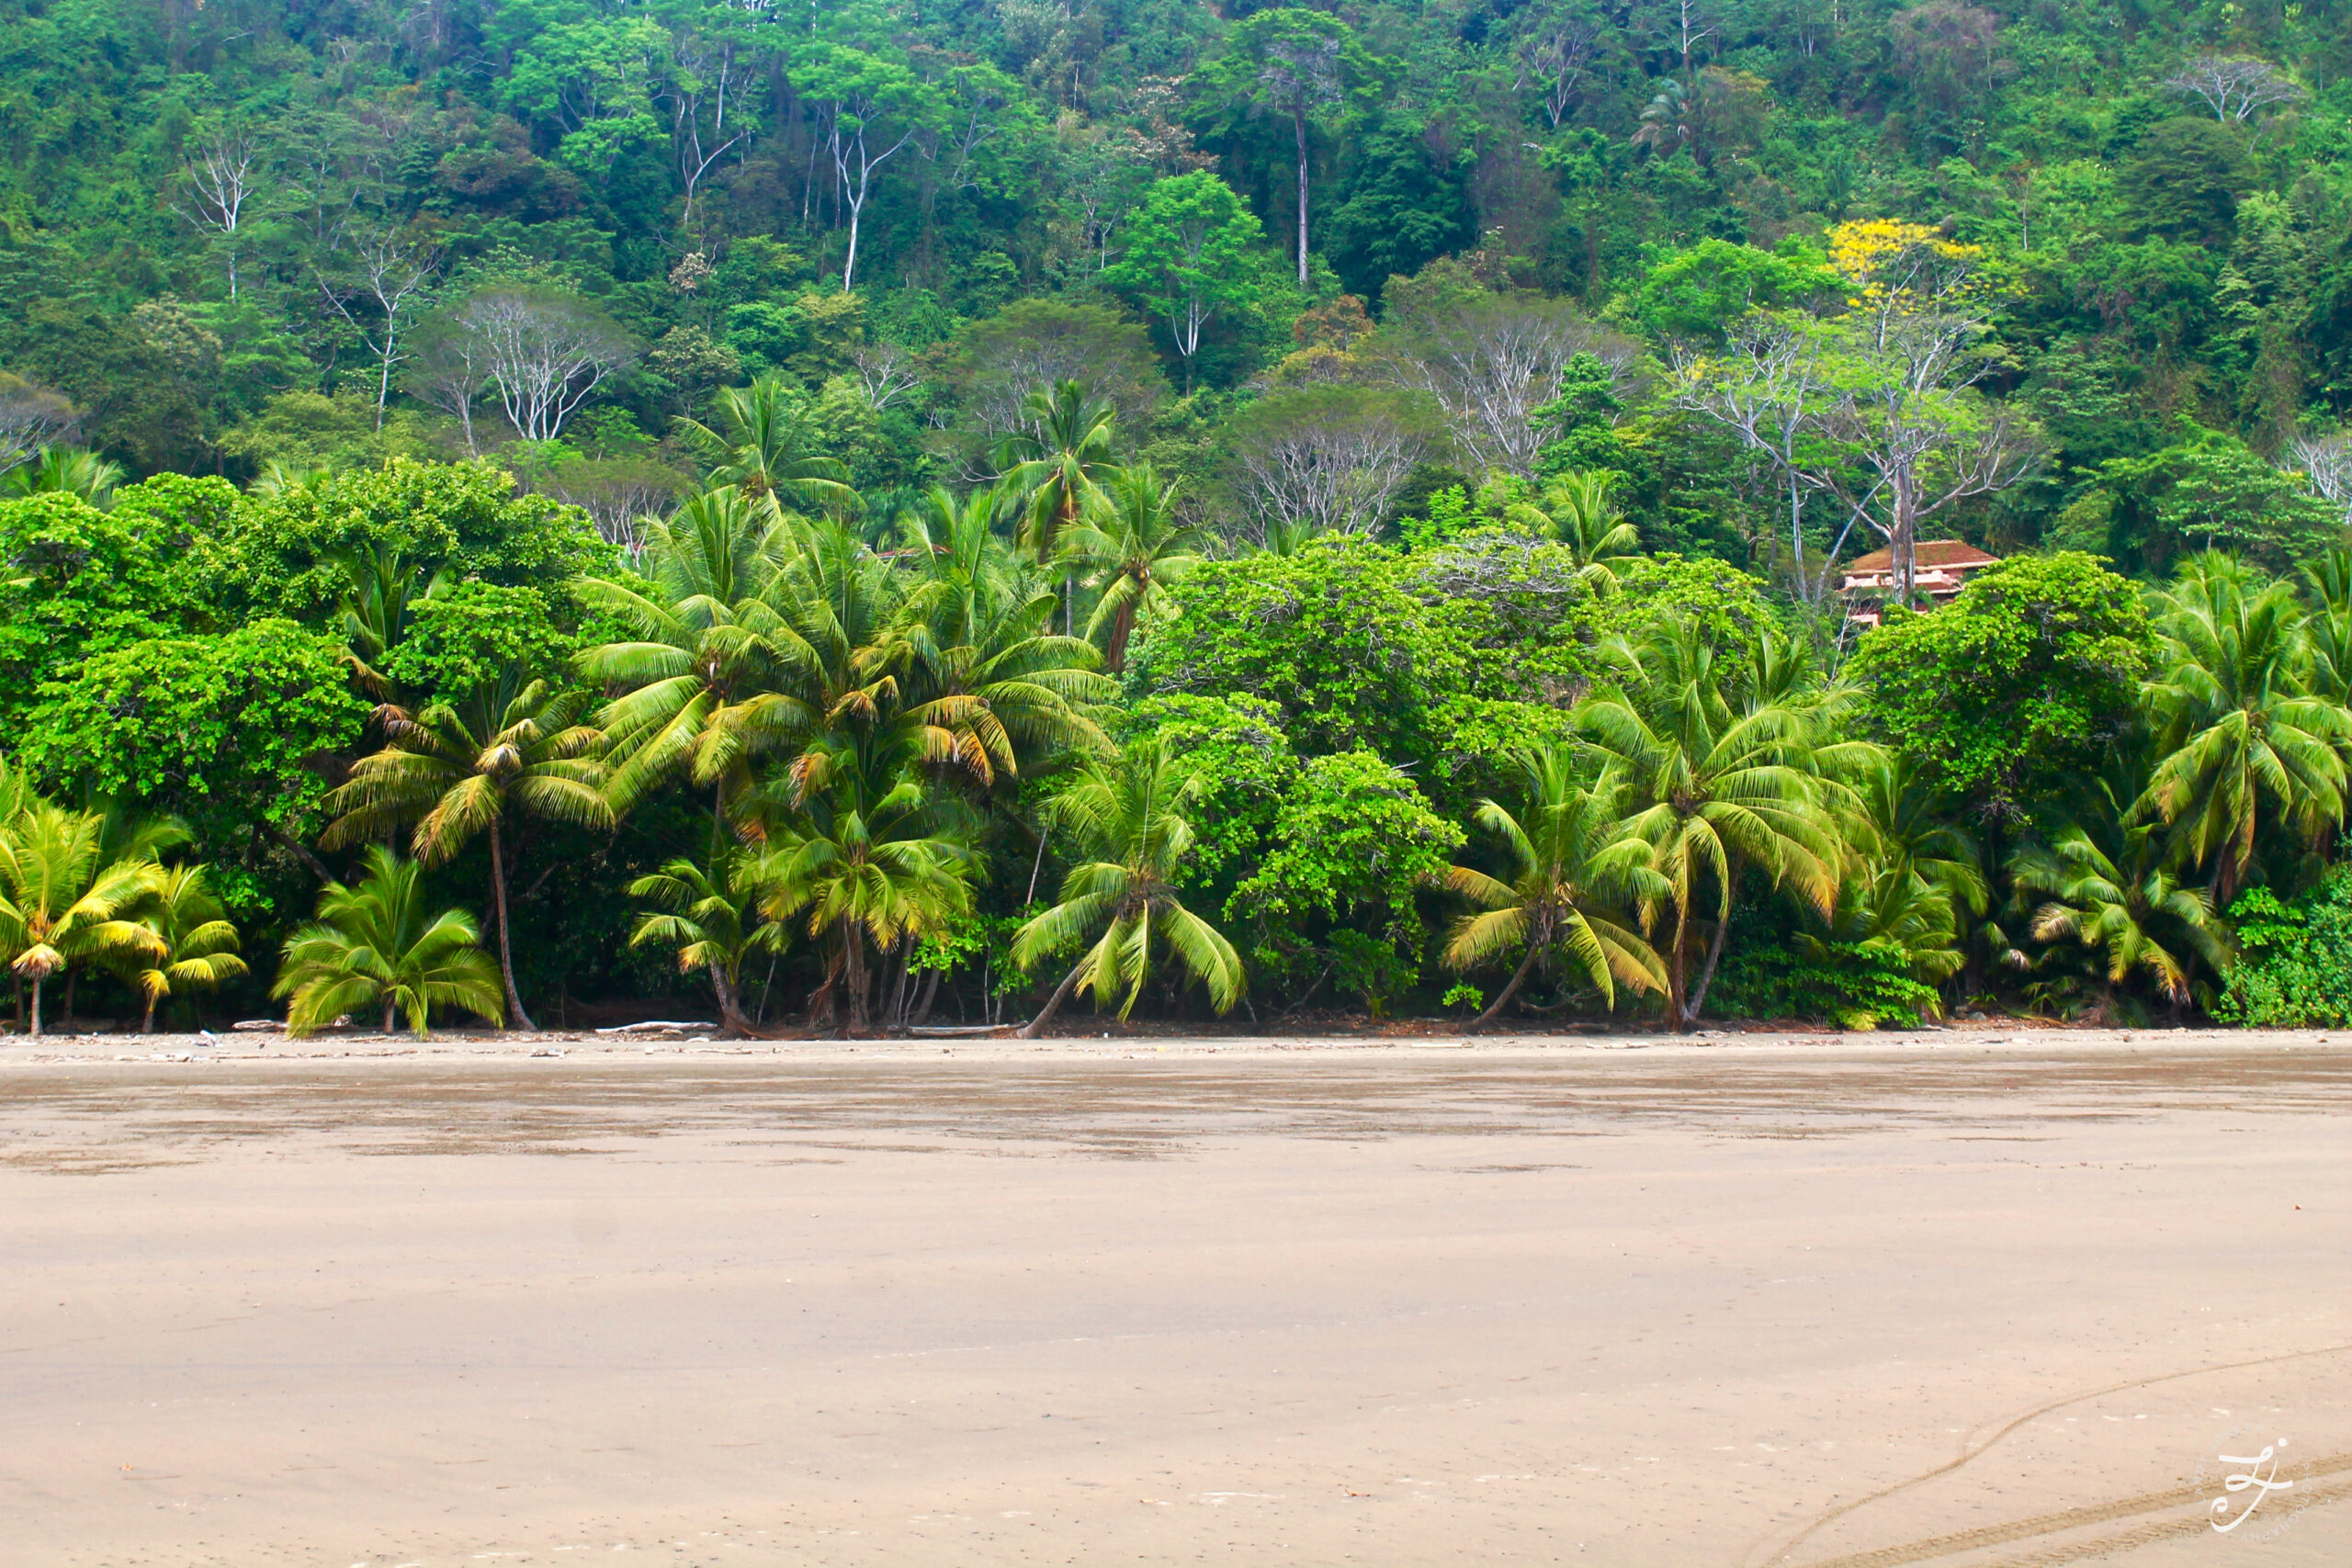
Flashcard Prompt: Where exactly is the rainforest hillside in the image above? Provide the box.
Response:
[0,0,2349,1036]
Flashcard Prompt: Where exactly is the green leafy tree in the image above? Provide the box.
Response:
[1013,736,1244,1035]
[2216,867,2352,1027]
[1850,554,2156,825]
[1229,749,1464,1016]
[1201,9,1382,288]
[1102,173,1266,393]
[273,847,504,1037]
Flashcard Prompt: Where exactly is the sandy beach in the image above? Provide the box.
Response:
[2,1026,2346,1566]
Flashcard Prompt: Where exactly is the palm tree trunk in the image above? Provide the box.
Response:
[382,996,397,1033]
[712,965,753,1037]
[1470,942,1544,1032]
[1667,903,1691,1031]
[142,993,158,1034]
[1019,959,1090,1039]
[489,817,536,1031]
[1104,591,1136,676]
[28,976,42,1041]
[1684,909,1733,1027]
[1683,863,1742,1026]
[912,964,943,1026]
[844,929,868,1036]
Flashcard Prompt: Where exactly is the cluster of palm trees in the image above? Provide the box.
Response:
[1444,550,2352,1029]
[0,761,247,1038]
[288,378,1227,1038]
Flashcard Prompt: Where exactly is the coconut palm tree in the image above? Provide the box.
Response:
[1441,749,1667,1030]
[0,801,164,1038]
[674,377,861,516]
[336,543,448,698]
[582,486,819,825]
[4,446,125,506]
[1060,464,1206,674]
[1576,613,1846,1029]
[2139,557,2350,901]
[273,847,503,1037]
[1012,736,1244,1036]
[322,671,611,1032]
[628,854,777,1037]
[2013,776,2226,1010]
[119,863,247,1033]
[747,744,974,1035]
[892,488,1114,790]
[1541,468,1642,589]
[994,379,1119,570]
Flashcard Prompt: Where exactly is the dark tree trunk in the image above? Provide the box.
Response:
[1470,940,1544,1032]
[1019,959,1091,1039]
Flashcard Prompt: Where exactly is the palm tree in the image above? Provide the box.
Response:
[894,487,1114,790]
[0,801,164,1038]
[119,863,248,1033]
[273,846,503,1037]
[747,746,973,1035]
[4,446,125,506]
[628,854,777,1036]
[1060,464,1206,674]
[1541,468,1642,589]
[1441,749,1668,1030]
[335,543,448,698]
[674,377,860,516]
[994,379,1118,571]
[248,461,336,498]
[322,674,611,1031]
[2013,776,2227,1010]
[1576,614,1846,1029]
[582,487,818,826]
[2139,557,2350,901]
[1012,736,1244,1036]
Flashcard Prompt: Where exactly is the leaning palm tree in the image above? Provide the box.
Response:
[628,854,778,1037]
[0,801,164,1038]
[2013,777,2227,1010]
[747,743,974,1036]
[322,672,611,1031]
[1060,463,1206,674]
[272,847,503,1037]
[1442,749,1668,1030]
[1577,613,1846,1029]
[994,379,1119,569]
[2139,557,2350,902]
[1012,736,1244,1036]
[1542,468,1642,589]
[674,377,860,516]
[119,863,247,1033]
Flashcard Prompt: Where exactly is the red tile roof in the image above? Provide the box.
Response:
[1842,539,2001,575]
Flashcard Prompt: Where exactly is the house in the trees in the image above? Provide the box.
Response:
[1841,540,2001,626]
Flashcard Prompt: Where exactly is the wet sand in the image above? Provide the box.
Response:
[2,1030,2346,1566]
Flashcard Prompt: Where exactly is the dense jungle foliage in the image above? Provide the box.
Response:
[1,0,2349,1035]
